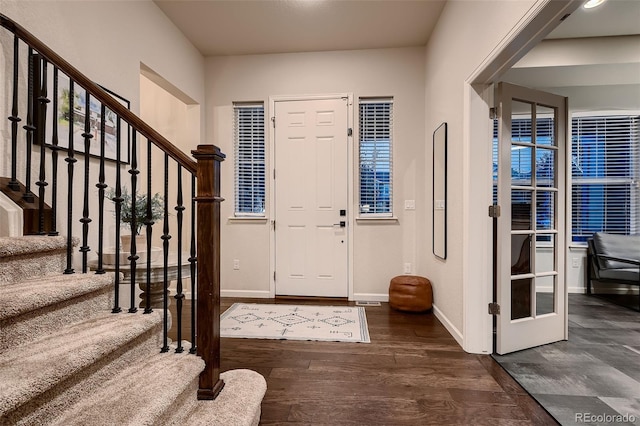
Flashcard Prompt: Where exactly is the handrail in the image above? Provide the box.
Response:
[0,13,197,175]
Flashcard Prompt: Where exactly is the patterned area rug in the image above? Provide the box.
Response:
[220,303,370,343]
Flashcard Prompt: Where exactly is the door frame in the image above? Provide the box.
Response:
[268,93,354,299]
[460,0,582,354]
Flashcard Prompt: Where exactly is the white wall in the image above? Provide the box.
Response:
[421,0,541,348]
[0,0,205,126]
[0,1,204,264]
[139,72,199,252]
[205,47,425,299]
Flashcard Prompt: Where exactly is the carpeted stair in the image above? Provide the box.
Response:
[0,236,266,425]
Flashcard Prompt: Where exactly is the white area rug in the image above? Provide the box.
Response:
[220,303,370,343]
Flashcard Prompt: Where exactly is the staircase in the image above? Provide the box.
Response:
[0,236,266,425]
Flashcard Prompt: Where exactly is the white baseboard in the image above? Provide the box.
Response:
[432,303,464,348]
[221,289,271,299]
[585,287,639,295]
[352,293,388,302]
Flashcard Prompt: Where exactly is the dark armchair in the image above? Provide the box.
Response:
[587,232,640,311]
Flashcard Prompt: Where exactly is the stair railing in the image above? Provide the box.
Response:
[0,14,224,399]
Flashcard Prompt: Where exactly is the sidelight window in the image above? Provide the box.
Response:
[359,98,393,216]
[234,103,265,216]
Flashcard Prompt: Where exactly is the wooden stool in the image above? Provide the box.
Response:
[389,275,433,312]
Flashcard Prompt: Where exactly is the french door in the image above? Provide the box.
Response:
[495,82,568,354]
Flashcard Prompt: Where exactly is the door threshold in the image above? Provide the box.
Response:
[275,295,349,303]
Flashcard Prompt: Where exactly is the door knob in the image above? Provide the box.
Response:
[333,221,346,228]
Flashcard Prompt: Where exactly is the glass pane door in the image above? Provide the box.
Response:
[495,83,567,354]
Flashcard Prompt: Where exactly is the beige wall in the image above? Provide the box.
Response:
[205,47,426,299]
[421,0,541,346]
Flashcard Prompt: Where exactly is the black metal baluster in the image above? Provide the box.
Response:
[189,174,197,354]
[144,138,153,314]
[175,164,185,353]
[161,152,171,353]
[36,57,50,235]
[80,90,93,273]
[8,35,21,192]
[23,48,35,202]
[49,67,60,236]
[95,104,107,274]
[129,131,139,313]
[64,80,76,275]
[112,115,123,313]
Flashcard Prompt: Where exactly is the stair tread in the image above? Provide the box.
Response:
[0,236,68,258]
[176,369,267,426]
[0,273,114,321]
[0,311,162,416]
[51,349,204,426]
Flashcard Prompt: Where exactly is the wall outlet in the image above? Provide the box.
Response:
[233,259,240,270]
[403,262,412,274]
[404,200,415,210]
[571,257,580,268]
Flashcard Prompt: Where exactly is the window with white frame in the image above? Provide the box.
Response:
[571,114,639,242]
[234,103,265,216]
[359,98,393,216]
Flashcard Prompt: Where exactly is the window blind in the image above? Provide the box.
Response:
[572,115,640,242]
[359,99,393,215]
[234,103,265,216]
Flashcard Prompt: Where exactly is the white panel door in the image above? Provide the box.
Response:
[495,82,568,354]
[274,98,348,297]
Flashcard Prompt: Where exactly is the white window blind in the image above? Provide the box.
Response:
[359,99,393,215]
[234,103,265,216]
[571,115,640,242]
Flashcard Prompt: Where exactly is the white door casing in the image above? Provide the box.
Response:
[273,97,349,297]
[495,82,568,354]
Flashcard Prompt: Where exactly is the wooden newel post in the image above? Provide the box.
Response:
[192,144,225,400]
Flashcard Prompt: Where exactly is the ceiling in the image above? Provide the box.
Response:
[155,0,639,57]
[154,0,446,56]
[546,0,640,39]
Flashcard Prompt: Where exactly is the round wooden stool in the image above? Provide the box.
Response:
[389,275,433,312]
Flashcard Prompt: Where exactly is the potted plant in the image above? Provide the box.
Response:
[106,187,164,251]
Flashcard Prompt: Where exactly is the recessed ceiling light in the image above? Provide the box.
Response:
[583,0,606,9]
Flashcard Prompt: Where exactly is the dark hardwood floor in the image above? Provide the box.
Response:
[170,298,557,425]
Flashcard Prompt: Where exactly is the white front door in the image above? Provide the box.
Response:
[495,82,568,354]
[274,98,349,297]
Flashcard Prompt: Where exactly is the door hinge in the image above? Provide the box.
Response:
[488,302,500,315]
[272,219,276,231]
[271,117,275,128]
[273,169,276,180]
[488,204,501,218]
[347,128,353,137]
[273,271,276,281]
[490,106,499,120]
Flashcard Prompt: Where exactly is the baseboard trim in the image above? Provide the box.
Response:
[584,287,639,295]
[221,289,271,299]
[352,293,389,302]
[432,303,464,348]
